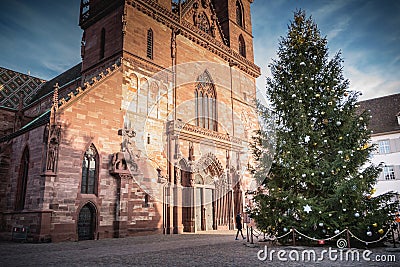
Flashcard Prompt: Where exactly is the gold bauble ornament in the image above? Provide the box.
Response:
[372,223,378,227]
[378,229,384,234]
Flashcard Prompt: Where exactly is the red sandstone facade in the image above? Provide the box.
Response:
[0,0,260,242]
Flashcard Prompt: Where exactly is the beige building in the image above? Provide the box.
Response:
[359,93,400,201]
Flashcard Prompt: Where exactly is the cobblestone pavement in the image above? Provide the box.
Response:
[1,230,399,266]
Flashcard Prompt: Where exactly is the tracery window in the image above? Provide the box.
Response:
[81,144,98,194]
[197,12,210,35]
[15,147,29,210]
[239,34,246,58]
[195,71,217,131]
[236,0,244,27]
[147,29,153,59]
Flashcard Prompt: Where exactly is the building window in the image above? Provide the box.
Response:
[239,34,246,57]
[147,29,153,59]
[15,147,29,211]
[236,1,244,27]
[195,70,217,131]
[383,166,395,180]
[378,140,390,154]
[100,28,105,59]
[81,144,98,194]
[144,194,150,207]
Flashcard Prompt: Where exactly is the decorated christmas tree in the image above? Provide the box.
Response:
[250,10,398,243]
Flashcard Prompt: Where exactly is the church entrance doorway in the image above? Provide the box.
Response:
[194,180,215,231]
[78,203,96,240]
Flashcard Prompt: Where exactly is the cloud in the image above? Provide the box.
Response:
[312,0,349,19]
[346,65,400,100]
[324,15,351,40]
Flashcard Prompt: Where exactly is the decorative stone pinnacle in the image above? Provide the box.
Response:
[53,83,59,109]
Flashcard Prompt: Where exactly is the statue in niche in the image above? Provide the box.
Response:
[46,143,56,172]
[193,1,199,26]
[188,141,195,161]
[46,125,61,172]
[175,166,181,184]
[210,16,216,37]
[193,10,198,26]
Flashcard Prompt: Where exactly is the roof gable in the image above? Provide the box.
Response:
[181,0,227,45]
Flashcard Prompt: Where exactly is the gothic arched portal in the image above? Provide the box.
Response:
[77,202,97,241]
[179,153,237,232]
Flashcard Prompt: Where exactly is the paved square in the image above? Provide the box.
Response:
[1,230,399,266]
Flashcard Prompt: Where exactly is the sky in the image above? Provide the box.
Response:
[0,0,399,101]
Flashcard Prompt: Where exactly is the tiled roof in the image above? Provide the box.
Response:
[358,93,400,134]
[28,63,82,104]
[0,67,46,109]
[0,63,81,142]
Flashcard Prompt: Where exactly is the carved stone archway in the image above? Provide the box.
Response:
[179,152,237,232]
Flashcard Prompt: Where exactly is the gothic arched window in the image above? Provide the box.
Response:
[239,34,246,58]
[100,28,105,59]
[15,147,29,210]
[197,12,210,35]
[236,1,244,27]
[195,71,217,131]
[81,144,98,195]
[147,29,153,59]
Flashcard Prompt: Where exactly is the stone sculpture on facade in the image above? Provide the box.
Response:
[46,125,61,172]
[111,128,138,174]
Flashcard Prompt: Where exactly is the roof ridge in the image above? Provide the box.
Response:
[0,66,46,81]
[359,92,400,102]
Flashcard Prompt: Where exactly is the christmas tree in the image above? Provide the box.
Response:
[250,10,398,243]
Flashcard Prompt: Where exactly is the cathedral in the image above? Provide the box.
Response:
[0,0,260,242]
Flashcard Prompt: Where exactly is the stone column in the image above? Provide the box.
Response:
[113,173,130,238]
[173,166,183,234]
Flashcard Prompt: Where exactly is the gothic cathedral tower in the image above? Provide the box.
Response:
[213,0,255,61]
[78,0,257,76]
